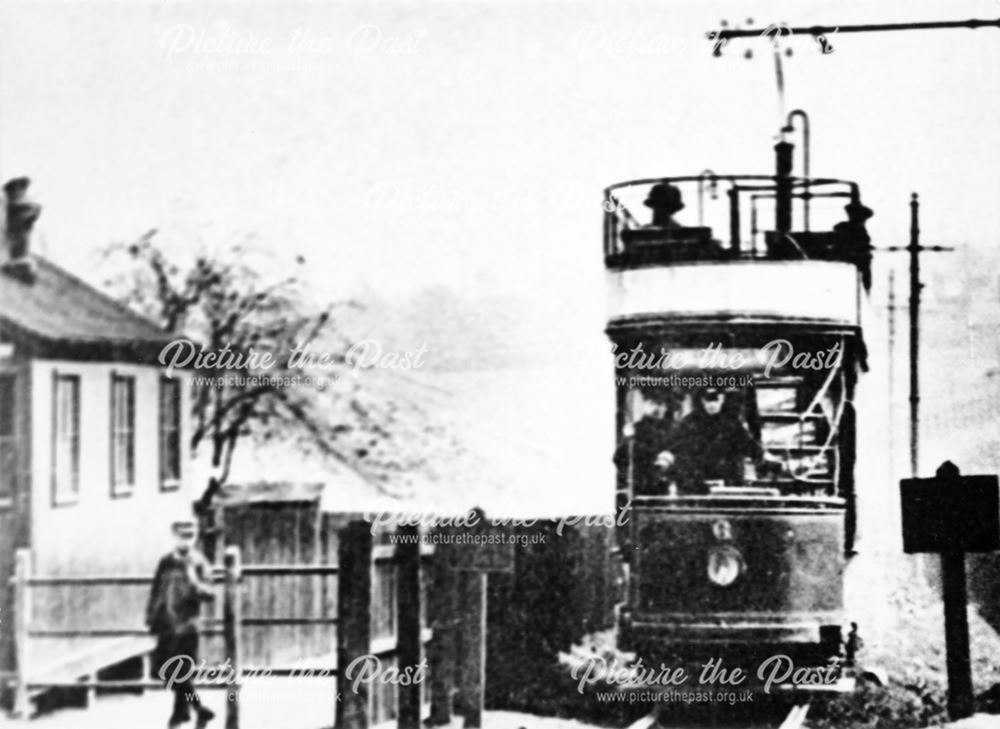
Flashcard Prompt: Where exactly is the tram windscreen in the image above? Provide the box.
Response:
[614,338,851,498]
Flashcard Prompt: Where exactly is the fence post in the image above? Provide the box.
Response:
[336,521,372,729]
[396,525,422,729]
[456,571,486,729]
[427,528,456,726]
[223,546,242,729]
[12,549,30,719]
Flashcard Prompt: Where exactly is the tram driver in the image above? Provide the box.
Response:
[664,387,782,493]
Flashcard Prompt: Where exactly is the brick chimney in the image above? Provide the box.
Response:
[1,177,42,282]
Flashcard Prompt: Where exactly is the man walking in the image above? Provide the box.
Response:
[146,520,217,728]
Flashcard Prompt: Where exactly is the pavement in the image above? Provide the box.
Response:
[1,676,334,729]
[0,697,620,729]
[5,693,1000,729]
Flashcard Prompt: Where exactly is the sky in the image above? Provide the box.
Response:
[1,0,998,512]
[2,0,998,310]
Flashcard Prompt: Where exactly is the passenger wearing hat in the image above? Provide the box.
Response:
[644,182,685,228]
[833,200,874,290]
[666,387,780,492]
[146,520,216,728]
[613,388,678,495]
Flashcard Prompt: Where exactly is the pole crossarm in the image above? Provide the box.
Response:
[879,246,955,252]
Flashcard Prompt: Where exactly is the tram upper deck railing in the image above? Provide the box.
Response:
[603,175,871,279]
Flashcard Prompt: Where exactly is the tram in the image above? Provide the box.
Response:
[606,122,872,682]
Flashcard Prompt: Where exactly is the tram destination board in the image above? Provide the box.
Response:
[900,474,1000,554]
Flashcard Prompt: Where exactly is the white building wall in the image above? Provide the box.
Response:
[30,359,193,575]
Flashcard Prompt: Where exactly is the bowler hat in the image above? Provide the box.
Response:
[643,183,685,215]
[844,201,873,222]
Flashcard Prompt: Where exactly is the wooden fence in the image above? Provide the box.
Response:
[7,513,619,726]
[7,522,431,729]
[432,518,620,716]
[214,500,339,669]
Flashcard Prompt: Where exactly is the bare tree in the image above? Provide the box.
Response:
[103,230,367,515]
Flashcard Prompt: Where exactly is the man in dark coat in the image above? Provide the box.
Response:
[833,200,874,290]
[669,387,776,492]
[146,520,217,729]
[614,388,677,495]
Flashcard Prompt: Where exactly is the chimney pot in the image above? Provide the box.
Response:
[2,176,41,283]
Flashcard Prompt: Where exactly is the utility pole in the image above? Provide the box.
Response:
[908,194,921,478]
[888,270,896,468]
[883,194,953,478]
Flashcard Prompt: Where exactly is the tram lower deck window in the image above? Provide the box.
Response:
[615,374,842,496]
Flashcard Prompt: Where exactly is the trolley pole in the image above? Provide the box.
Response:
[705,13,988,477]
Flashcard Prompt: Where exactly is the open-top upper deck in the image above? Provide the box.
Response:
[603,172,871,274]
[604,167,873,328]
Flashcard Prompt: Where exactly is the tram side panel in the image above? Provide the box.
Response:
[625,507,844,645]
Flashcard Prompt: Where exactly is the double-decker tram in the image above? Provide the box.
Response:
[606,129,873,686]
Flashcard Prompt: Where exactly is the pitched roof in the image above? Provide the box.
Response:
[0,256,173,362]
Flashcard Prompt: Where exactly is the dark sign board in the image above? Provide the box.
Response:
[451,526,516,573]
[900,475,1000,554]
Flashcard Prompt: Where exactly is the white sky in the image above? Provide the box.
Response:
[2,0,997,314]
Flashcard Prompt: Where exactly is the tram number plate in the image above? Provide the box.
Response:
[900,474,1000,553]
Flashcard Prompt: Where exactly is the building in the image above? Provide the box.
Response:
[0,178,192,704]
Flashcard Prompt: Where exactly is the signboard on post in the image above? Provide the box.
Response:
[900,472,1000,553]
[899,462,1000,721]
[444,510,519,729]
[449,507,517,574]
[451,529,516,573]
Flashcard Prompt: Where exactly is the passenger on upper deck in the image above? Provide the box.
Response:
[833,200,874,290]
[644,182,685,228]
[613,388,678,495]
[665,387,780,493]
[618,182,723,263]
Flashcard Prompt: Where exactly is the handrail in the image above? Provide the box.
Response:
[604,174,858,196]
[603,173,866,269]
